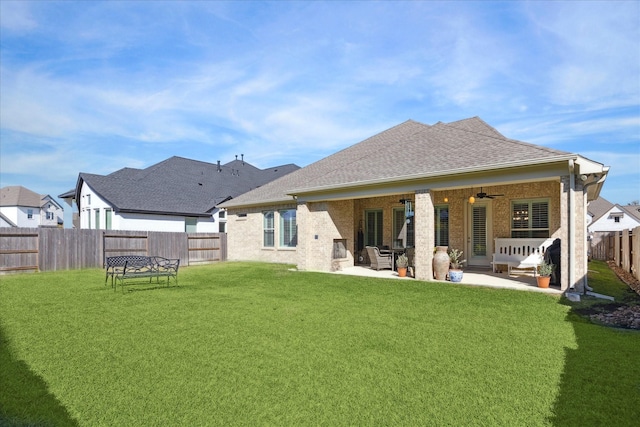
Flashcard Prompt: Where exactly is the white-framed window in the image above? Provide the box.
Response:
[263,211,274,247]
[105,209,112,230]
[279,209,297,247]
[435,205,449,247]
[27,209,34,219]
[185,217,197,233]
[46,212,54,220]
[365,209,383,247]
[511,199,549,238]
[94,209,100,230]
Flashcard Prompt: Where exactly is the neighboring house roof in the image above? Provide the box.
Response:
[588,197,640,229]
[621,204,640,222]
[40,194,63,210]
[221,117,606,208]
[62,156,299,217]
[588,197,615,223]
[0,186,42,208]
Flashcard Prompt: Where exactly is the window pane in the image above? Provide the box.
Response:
[365,210,383,247]
[185,217,197,233]
[264,211,274,247]
[511,200,549,238]
[472,206,487,256]
[531,202,549,229]
[435,206,449,247]
[105,209,112,230]
[512,203,529,230]
[279,209,297,247]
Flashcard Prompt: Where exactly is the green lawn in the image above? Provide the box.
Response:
[1,261,638,426]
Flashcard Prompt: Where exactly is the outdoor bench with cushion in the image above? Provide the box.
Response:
[491,238,555,276]
[105,255,180,292]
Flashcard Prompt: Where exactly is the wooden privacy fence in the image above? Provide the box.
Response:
[0,228,226,273]
[590,226,639,281]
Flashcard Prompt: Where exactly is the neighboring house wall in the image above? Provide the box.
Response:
[0,206,40,227]
[40,196,64,227]
[79,182,225,232]
[0,212,17,227]
[588,206,640,232]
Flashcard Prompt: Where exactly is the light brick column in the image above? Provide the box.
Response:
[559,176,571,291]
[296,202,309,271]
[414,189,435,281]
[575,182,588,292]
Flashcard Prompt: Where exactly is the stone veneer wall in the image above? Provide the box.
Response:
[298,200,355,272]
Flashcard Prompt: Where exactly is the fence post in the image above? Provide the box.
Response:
[632,226,639,281]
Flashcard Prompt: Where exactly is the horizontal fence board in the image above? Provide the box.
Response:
[0,228,226,273]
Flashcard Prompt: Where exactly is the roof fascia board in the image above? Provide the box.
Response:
[117,208,212,217]
[291,161,570,202]
[222,199,297,210]
[288,156,576,197]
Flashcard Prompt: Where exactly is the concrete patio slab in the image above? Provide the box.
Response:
[332,266,563,294]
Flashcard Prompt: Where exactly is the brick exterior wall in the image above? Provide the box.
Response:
[226,178,588,291]
[226,203,298,264]
[299,200,355,271]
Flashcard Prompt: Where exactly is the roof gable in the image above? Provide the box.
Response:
[588,197,615,222]
[221,117,574,208]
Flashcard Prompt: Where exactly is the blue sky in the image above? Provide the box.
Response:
[1,1,638,207]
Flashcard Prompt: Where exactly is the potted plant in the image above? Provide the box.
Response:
[396,253,409,277]
[537,260,554,288]
[448,248,466,283]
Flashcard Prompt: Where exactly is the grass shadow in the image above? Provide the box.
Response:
[0,325,79,427]
[549,263,640,426]
[548,312,640,426]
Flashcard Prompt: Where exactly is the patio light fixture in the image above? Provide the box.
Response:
[468,196,475,204]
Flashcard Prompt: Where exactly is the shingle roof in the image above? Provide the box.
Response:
[73,156,299,216]
[221,117,573,208]
[621,204,640,222]
[587,197,615,222]
[0,186,42,207]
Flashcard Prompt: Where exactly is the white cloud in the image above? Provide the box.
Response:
[0,1,37,32]
[527,1,640,107]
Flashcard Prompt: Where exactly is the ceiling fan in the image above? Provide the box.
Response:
[475,187,504,199]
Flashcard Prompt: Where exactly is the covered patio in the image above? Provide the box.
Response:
[332,265,563,294]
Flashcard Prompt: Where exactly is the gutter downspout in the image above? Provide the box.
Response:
[568,160,576,291]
